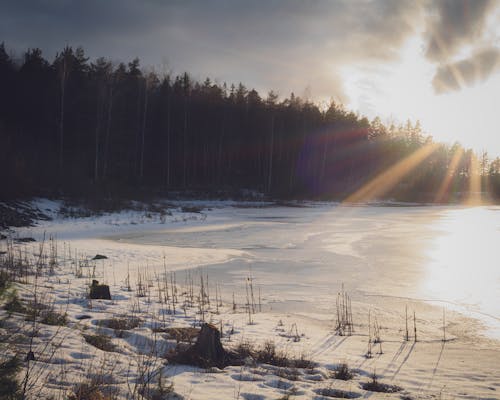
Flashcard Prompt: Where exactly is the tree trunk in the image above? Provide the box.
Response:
[102,84,113,180]
[267,114,274,192]
[94,86,103,182]
[183,97,188,188]
[165,90,171,188]
[139,79,149,181]
[218,110,225,185]
[58,60,66,177]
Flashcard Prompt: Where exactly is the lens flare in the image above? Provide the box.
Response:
[343,143,439,203]
[435,147,464,203]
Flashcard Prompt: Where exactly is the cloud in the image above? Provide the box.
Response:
[423,0,500,93]
[432,47,500,93]
[0,0,424,103]
[3,1,499,99]
[424,0,496,62]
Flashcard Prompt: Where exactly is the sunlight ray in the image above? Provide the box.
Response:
[432,33,468,90]
[466,153,481,205]
[435,147,464,203]
[343,143,439,203]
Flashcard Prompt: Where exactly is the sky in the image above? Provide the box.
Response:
[1,0,499,156]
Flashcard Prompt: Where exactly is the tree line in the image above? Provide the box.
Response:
[1,43,499,202]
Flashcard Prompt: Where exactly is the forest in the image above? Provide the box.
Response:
[1,43,499,202]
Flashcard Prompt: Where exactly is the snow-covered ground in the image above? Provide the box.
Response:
[1,200,499,399]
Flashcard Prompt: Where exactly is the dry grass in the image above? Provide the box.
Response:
[152,327,199,344]
[232,340,315,369]
[102,316,141,331]
[3,292,27,315]
[361,373,401,393]
[83,333,116,352]
[38,308,68,326]
[314,388,361,399]
[332,363,354,381]
[68,382,116,400]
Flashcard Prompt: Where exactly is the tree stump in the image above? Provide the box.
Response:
[168,323,228,368]
[89,280,111,300]
[192,323,227,367]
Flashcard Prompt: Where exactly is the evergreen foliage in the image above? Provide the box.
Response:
[1,43,498,202]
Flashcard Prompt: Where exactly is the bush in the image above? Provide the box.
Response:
[104,316,141,331]
[83,333,116,352]
[233,340,255,360]
[314,388,361,399]
[332,363,354,380]
[180,206,202,213]
[361,373,401,393]
[152,327,199,344]
[0,356,21,400]
[39,309,68,326]
[232,340,315,369]
[139,376,183,400]
[255,340,277,364]
[0,271,11,295]
[3,293,27,315]
[20,301,67,326]
[68,382,114,400]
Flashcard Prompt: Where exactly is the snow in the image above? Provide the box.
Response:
[1,200,499,399]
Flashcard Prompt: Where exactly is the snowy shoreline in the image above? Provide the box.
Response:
[1,199,499,399]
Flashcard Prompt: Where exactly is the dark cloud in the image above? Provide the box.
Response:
[425,0,495,62]
[0,0,423,102]
[432,47,500,93]
[6,1,497,98]
[424,0,500,93]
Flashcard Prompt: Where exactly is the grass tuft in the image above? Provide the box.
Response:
[361,373,401,393]
[332,363,354,380]
[83,333,116,352]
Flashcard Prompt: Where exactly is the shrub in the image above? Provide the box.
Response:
[0,271,11,295]
[332,363,354,380]
[314,388,361,399]
[39,309,68,326]
[68,382,114,400]
[104,317,141,331]
[0,356,21,400]
[255,340,277,364]
[232,340,255,360]
[3,293,27,315]
[152,327,199,344]
[234,340,315,369]
[83,333,116,352]
[21,301,67,326]
[361,373,401,393]
[181,206,202,213]
[139,375,183,400]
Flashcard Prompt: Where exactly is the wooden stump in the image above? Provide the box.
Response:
[193,323,227,367]
[89,280,111,300]
[167,323,228,368]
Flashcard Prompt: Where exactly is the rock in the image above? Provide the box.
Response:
[15,237,36,243]
[75,314,92,320]
[89,280,111,300]
[92,254,108,260]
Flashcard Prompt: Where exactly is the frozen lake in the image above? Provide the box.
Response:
[10,200,500,398]
[119,204,500,338]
